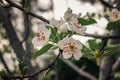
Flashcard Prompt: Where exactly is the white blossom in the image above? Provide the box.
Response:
[110,9,120,21]
[64,8,86,34]
[32,22,51,46]
[71,23,87,34]
[58,38,83,60]
[50,20,69,33]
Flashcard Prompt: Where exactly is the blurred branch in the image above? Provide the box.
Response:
[20,0,30,43]
[99,55,115,80]
[99,0,116,8]
[5,0,49,23]
[84,33,120,39]
[112,57,120,77]
[0,7,36,76]
[9,53,60,79]
[60,58,97,80]
[0,51,12,75]
[20,13,30,43]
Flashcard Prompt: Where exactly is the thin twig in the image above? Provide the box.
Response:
[60,57,97,80]
[9,53,60,79]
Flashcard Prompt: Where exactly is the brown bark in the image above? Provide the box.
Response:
[0,7,37,80]
[99,0,120,80]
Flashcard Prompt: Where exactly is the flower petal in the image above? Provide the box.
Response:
[62,51,72,59]
[73,51,82,60]
[50,20,65,27]
[71,23,87,34]
[59,23,69,33]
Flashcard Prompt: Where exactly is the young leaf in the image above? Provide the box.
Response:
[33,44,53,59]
[104,44,120,51]
[106,21,120,30]
[101,44,120,57]
[78,18,97,26]
[101,50,115,57]
[81,45,94,59]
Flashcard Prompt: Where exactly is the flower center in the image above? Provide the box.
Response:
[63,42,77,53]
[68,44,76,52]
[37,31,45,42]
[114,14,119,19]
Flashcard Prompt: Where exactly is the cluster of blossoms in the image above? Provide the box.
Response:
[32,8,87,60]
[110,9,120,21]
[50,8,87,34]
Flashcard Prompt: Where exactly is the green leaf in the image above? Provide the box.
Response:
[22,66,29,75]
[0,69,6,76]
[18,60,24,73]
[78,18,97,26]
[101,44,120,57]
[88,39,99,51]
[24,0,30,9]
[106,21,120,30]
[104,44,120,51]
[59,33,68,40]
[49,27,59,43]
[81,45,94,59]
[101,50,115,57]
[33,44,53,59]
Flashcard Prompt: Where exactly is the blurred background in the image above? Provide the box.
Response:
[0,0,120,80]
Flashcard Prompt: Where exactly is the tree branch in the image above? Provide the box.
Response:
[9,53,60,79]
[99,0,116,8]
[84,33,120,39]
[60,58,97,80]
[112,57,120,75]
[5,0,49,23]
[0,7,35,75]
[20,13,30,43]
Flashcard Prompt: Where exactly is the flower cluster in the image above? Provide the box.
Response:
[50,8,87,34]
[32,8,86,60]
[110,9,120,21]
